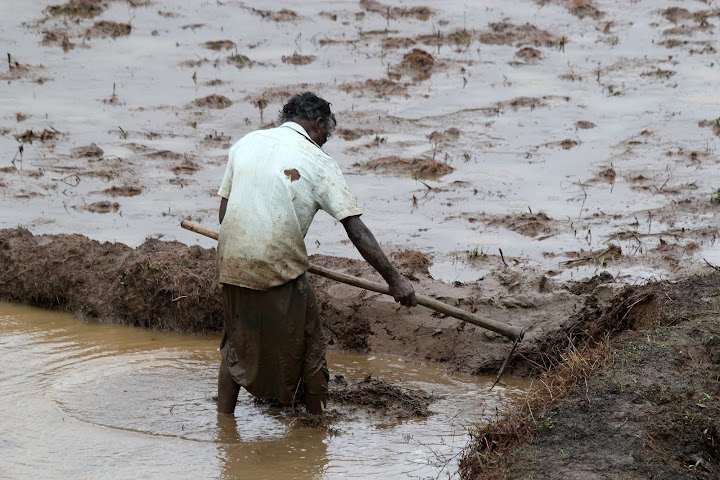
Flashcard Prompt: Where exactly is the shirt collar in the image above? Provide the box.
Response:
[280,121,322,149]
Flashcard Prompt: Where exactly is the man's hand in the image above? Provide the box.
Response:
[389,274,417,307]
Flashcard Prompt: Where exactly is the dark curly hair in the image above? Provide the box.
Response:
[279,92,336,138]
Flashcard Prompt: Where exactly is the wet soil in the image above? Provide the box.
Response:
[0,227,586,375]
[329,373,437,419]
[460,271,720,479]
[2,0,720,477]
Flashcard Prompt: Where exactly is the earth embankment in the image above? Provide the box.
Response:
[0,227,612,375]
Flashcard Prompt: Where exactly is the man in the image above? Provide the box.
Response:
[215,92,417,415]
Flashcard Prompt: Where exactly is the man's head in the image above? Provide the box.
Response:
[279,92,336,147]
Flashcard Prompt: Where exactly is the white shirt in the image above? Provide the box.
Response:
[215,122,362,290]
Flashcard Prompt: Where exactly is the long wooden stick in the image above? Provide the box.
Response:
[181,220,524,342]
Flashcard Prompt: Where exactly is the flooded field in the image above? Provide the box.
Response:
[0,302,529,479]
[1,0,719,284]
[2,0,720,478]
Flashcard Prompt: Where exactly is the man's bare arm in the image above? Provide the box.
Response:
[219,197,228,224]
[341,215,417,307]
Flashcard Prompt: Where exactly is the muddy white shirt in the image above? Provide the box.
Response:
[215,122,362,290]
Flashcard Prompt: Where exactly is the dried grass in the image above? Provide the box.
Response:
[460,339,609,478]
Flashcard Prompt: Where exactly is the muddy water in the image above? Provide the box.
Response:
[0,302,530,479]
[2,0,719,285]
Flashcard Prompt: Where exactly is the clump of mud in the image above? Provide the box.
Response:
[515,46,542,62]
[45,0,109,17]
[561,244,622,269]
[250,8,299,22]
[535,0,604,20]
[471,212,557,238]
[478,22,560,48]
[202,40,236,51]
[338,78,408,98]
[86,21,131,39]
[389,249,432,279]
[41,31,75,51]
[330,374,437,419]
[334,127,375,141]
[281,53,316,65]
[356,155,453,179]
[360,0,433,21]
[84,200,120,213]
[227,54,253,69]
[72,143,104,158]
[559,138,579,149]
[14,128,59,144]
[193,94,232,109]
[172,159,199,175]
[699,118,720,137]
[392,48,435,81]
[98,185,142,197]
[1,55,49,83]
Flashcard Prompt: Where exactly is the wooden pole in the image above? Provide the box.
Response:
[180,220,524,342]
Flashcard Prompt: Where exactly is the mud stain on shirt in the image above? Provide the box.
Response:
[284,168,301,182]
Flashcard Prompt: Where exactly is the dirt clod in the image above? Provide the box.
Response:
[330,374,437,419]
[193,94,232,109]
[86,21,132,39]
[99,185,142,197]
[72,143,104,158]
[515,46,541,62]
[356,155,453,179]
[202,40,235,51]
[479,22,559,48]
[281,53,316,65]
[45,0,109,17]
[395,48,435,81]
[250,8,299,22]
[227,54,252,69]
[85,201,119,213]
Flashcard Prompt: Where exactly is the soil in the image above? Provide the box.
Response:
[3,0,720,477]
[330,373,437,419]
[281,53,316,66]
[85,21,132,39]
[459,272,720,479]
[193,94,232,110]
[355,155,454,179]
[0,227,586,375]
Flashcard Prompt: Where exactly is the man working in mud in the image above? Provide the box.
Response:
[215,92,417,415]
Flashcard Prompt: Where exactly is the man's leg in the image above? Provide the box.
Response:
[301,277,329,415]
[303,393,325,415]
[217,357,240,414]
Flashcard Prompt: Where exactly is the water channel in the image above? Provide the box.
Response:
[0,302,530,479]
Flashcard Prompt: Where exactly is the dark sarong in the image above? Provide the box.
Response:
[220,274,328,405]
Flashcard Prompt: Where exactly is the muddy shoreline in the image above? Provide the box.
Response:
[3,0,720,477]
[3,227,720,478]
[460,271,720,479]
[0,226,601,375]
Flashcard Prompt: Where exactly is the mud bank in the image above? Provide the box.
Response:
[460,271,720,479]
[0,227,616,375]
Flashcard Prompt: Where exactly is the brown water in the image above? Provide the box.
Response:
[0,302,530,479]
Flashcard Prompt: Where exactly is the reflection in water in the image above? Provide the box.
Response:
[0,302,529,479]
[216,415,329,480]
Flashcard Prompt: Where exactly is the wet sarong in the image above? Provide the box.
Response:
[220,274,328,405]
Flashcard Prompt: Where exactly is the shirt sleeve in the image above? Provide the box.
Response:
[315,159,363,221]
[217,151,234,199]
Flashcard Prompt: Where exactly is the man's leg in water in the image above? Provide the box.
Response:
[217,358,240,414]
